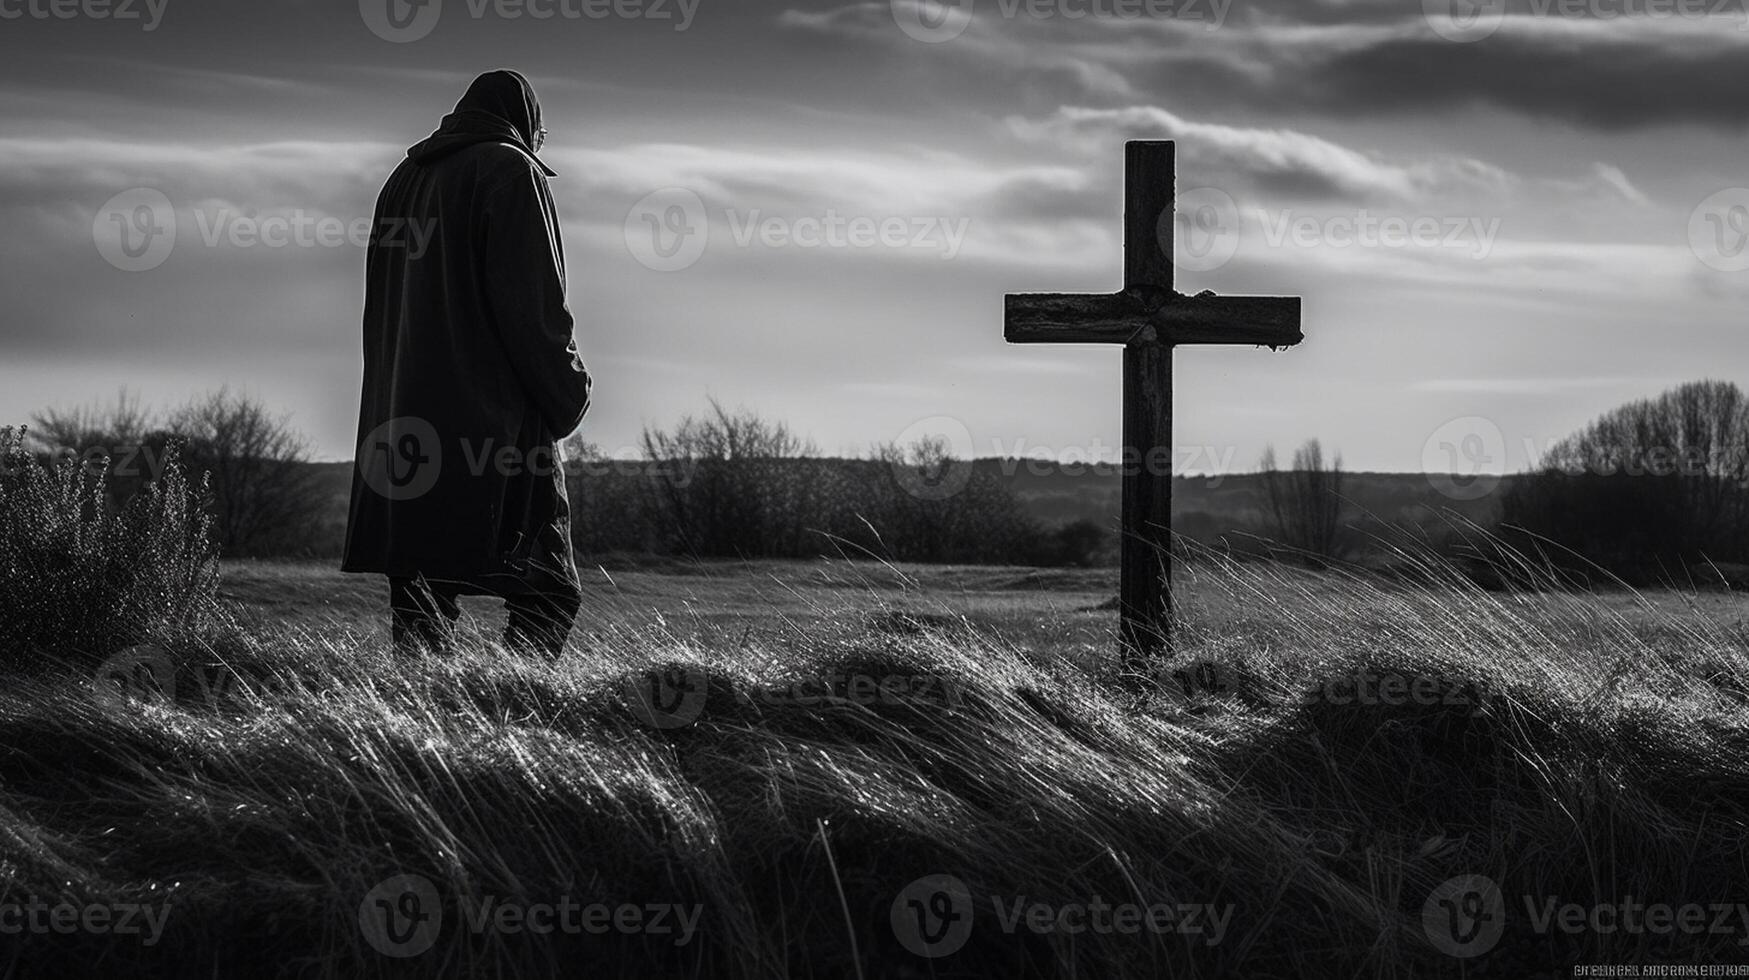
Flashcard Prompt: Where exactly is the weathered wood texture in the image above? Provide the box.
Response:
[1125,141,1175,298]
[1119,142,1177,665]
[1004,293,1303,347]
[1000,139,1305,675]
[1119,341,1173,665]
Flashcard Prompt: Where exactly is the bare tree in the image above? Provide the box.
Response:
[168,388,321,557]
[641,399,816,462]
[1259,439,1348,563]
[872,435,962,561]
[30,389,175,507]
[29,388,153,455]
[639,399,820,557]
[1503,379,1749,580]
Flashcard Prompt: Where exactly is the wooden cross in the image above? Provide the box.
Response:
[1005,141,1303,674]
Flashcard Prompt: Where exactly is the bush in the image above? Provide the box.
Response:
[1030,518,1112,567]
[571,403,1056,565]
[32,388,321,558]
[0,426,218,671]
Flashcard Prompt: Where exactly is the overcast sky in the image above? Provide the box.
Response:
[2,0,1746,474]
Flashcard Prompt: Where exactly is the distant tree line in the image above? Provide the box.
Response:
[31,380,1749,583]
[568,401,1110,566]
[1216,381,1749,588]
[21,393,1111,567]
[1500,380,1749,585]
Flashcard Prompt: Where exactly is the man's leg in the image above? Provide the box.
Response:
[501,569,582,660]
[390,575,462,654]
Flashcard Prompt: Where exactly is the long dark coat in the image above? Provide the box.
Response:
[342,71,591,587]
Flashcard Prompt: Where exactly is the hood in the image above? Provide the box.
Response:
[407,69,558,177]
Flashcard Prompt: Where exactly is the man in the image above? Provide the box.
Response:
[343,70,593,658]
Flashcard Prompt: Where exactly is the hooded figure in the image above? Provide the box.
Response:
[343,70,592,657]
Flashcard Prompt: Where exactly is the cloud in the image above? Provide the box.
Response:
[0,137,398,220]
[1588,163,1652,207]
[778,1,1140,100]
[1007,105,1514,201]
[562,142,1087,212]
[1002,104,1665,226]
[1293,17,1749,130]
[788,2,1749,131]
[553,141,1108,268]
[1410,376,1668,394]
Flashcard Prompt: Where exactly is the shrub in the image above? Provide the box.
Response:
[32,388,321,558]
[0,426,219,671]
[1031,517,1112,567]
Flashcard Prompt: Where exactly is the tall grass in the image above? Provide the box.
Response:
[1,538,1747,976]
[0,426,218,672]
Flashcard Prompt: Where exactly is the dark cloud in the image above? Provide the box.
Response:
[1123,22,1749,131]
[789,2,1749,131]
[1299,29,1749,130]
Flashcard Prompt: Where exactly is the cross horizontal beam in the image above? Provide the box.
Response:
[1005,291,1303,348]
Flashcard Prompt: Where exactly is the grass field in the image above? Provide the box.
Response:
[6,552,1749,978]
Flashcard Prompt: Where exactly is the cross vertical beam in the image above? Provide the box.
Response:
[1002,140,1304,683]
[1119,142,1175,666]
